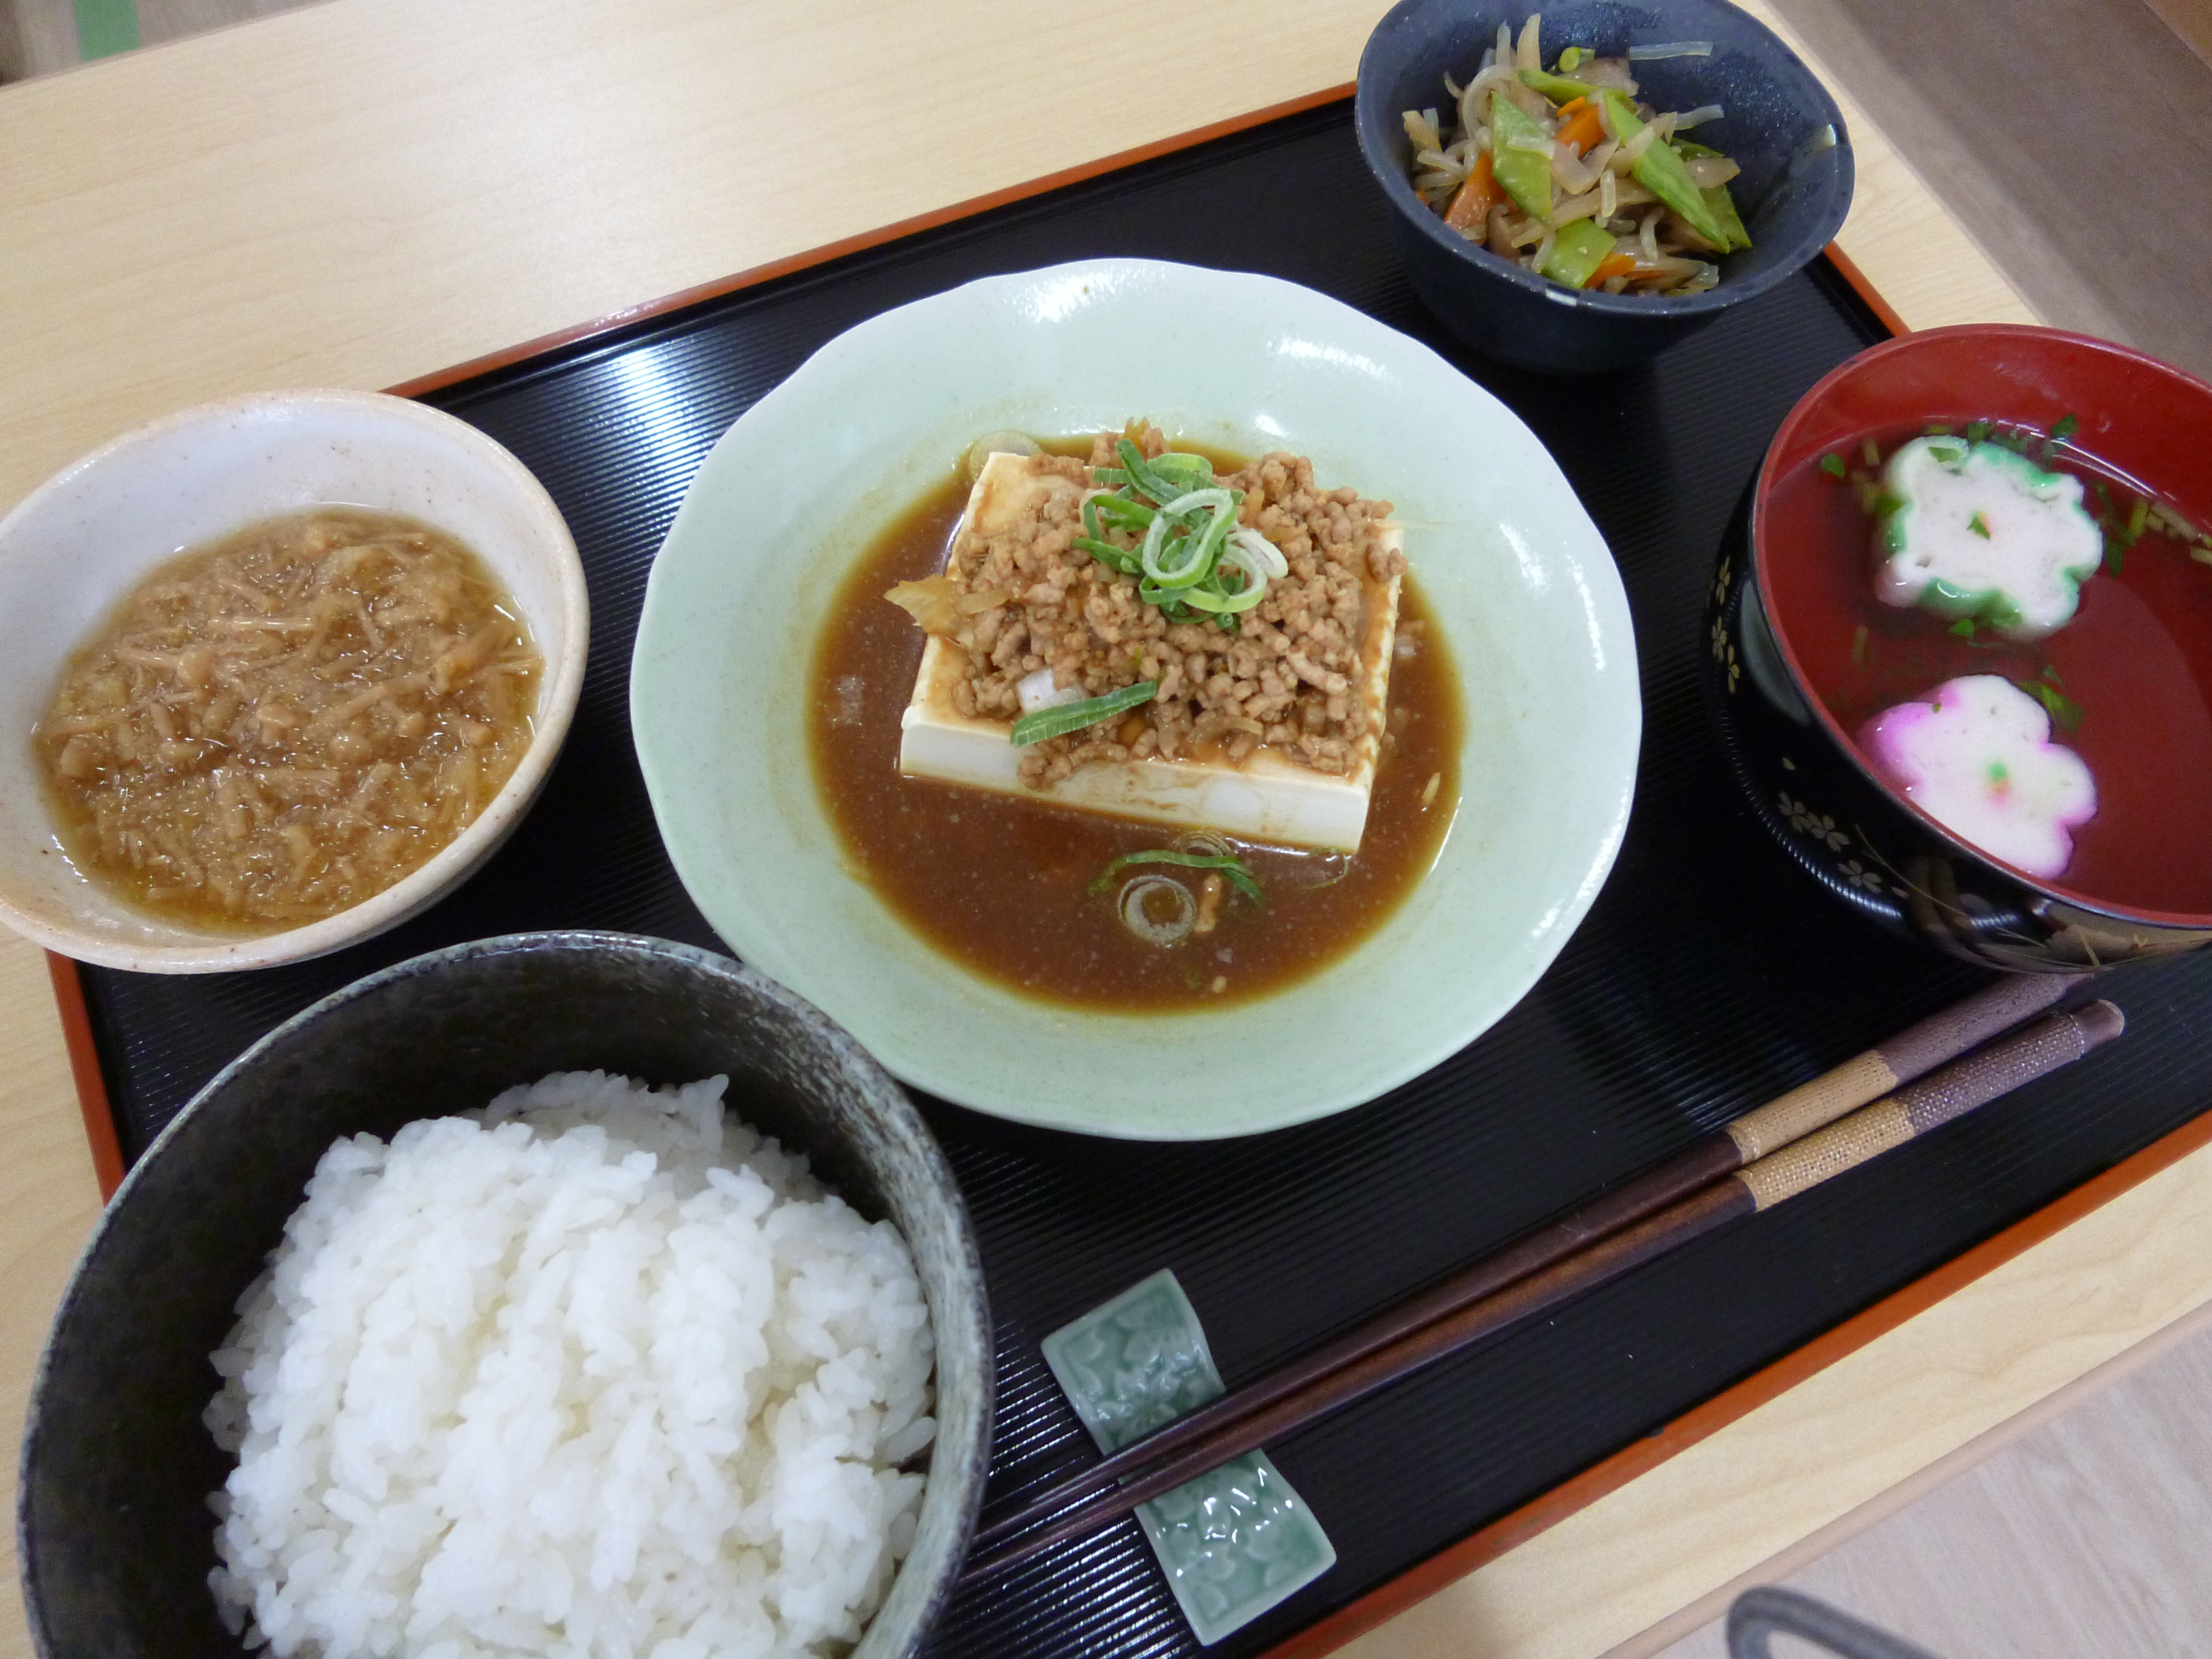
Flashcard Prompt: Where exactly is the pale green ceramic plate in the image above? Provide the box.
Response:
[632,259,1638,1140]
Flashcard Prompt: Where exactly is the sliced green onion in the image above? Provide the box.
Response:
[1141,521,1208,588]
[1182,584,1263,615]
[1118,874,1197,946]
[1818,453,1848,479]
[1230,526,1288,577]
[1116,439,1182,505]
[1170,488,1236,562]
[1147,452,1214,494]
[1158,487,1233,518]
[1077,535,1139,573]
[1219,536,1277,594]
[1091,493,1156,528]
[1089,849,1264,904]
[1009,679,1157,745]
[1182,553,1265,614]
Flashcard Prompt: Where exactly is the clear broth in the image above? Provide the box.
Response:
[1765,427,2212,915]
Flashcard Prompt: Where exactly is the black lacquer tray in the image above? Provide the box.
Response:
[64,101,2212,1658]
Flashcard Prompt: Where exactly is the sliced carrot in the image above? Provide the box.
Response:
[1584,252,1638,288]
[1444,151,1499,229]
[1554,96,1589,117]
[1554,101,1606,156]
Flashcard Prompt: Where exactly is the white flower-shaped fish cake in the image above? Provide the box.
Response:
[1859,674,2096,880]
[1872,437,2103,641]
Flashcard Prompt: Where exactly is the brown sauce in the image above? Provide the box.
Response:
[38,508,541,932]
[809,465,1463,1011]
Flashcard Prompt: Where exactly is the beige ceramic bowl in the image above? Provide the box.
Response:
[0,389,589,973]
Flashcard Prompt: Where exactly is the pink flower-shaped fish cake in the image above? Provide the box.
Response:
[1859,674,2096,880]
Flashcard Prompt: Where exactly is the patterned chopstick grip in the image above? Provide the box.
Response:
[1724,973,2085,1162]
[1725,1051,1899,1162]
[1899,1000,2123,1135]
[1736,1003,2122,1212]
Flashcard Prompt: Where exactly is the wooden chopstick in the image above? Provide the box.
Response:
[968,973,2083,1561]
[961,993,2118,1584]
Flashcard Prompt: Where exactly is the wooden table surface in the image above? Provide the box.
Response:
[7,4,2206,1657]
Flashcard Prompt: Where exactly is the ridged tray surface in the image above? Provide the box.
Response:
[76,104,2212,1658]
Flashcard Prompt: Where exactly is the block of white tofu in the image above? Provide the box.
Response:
[898,451,1402,851]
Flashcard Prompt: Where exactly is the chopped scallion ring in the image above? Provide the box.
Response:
[1182,572,1264,614]
[1141,520,1210,588]
[1117,874,1197,947]
[1230,526,1288,578]
[1089,848,1264,904]
[1008,679,1157,746]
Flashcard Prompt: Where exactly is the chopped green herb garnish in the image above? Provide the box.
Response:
[1949,618,1979,639]
[2049,413,2080,444]
[2019,679,2085,734]
[1076,535,1140,574]
[2042,663,2065,686]
[1084,444,1286,623]
[1874,491,1905,516]
[2098,489,2143,575]
[1966,420,1992,444]
[1924,423,1954,436]
[1967,510,1991,539]
[1860,437,1882,468]
[1009,680,1158,747]
[1818,452,1848,479]
[1089,849,1264,905]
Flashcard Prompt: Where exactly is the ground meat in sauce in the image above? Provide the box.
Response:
[36,508,541,930]
[941,425,1406,787]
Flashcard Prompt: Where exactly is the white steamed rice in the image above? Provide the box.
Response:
[204,1071,936,1659]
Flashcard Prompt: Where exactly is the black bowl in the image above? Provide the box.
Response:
[1355,0,1853,372]
[18,932,993,1659]
[1704,327,2212,971]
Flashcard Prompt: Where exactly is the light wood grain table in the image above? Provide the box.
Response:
[3,4,2203,1657]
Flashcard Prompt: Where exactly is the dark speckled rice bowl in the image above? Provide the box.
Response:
[16,931,992,1659]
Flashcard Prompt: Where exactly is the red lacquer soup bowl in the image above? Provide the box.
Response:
[1705,325,2212,971]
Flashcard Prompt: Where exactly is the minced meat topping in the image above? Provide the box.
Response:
[939,425,1405,786]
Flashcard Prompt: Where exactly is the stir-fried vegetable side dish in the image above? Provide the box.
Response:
[1402,14,1755,295]
[1765,415,2212,912]
[812,433,1462,1010]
